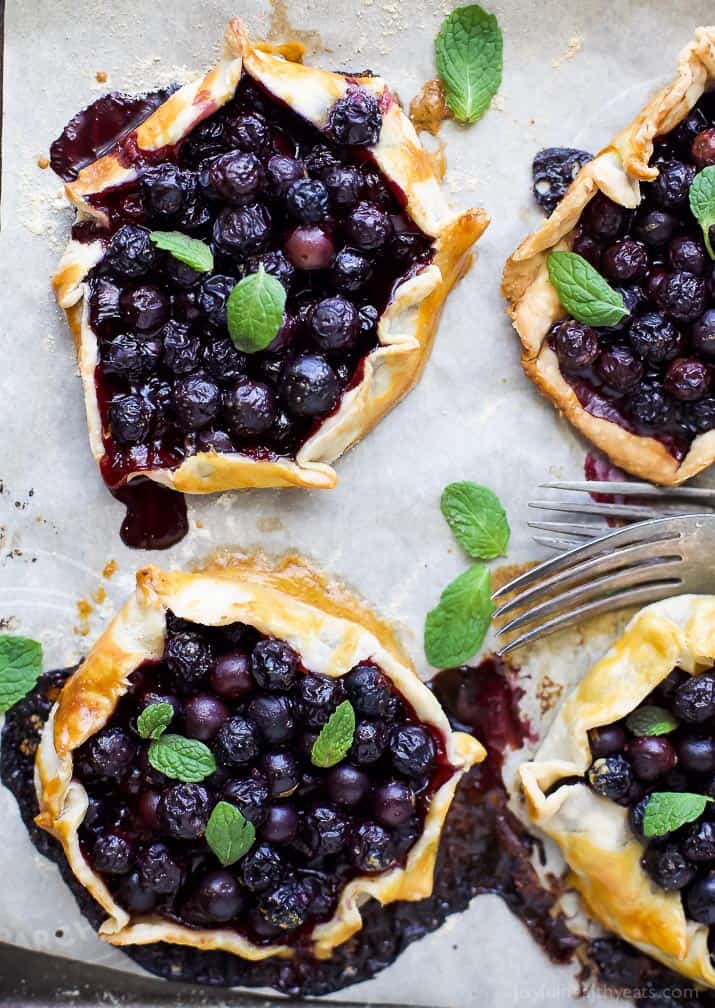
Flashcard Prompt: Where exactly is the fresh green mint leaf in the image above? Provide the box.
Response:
[424,564,494,668]
[137,702,174,740]
[435,4,503,125]
[149,231,214,272]
[205,801,256,866]
[441,481,510,560]
[547,251,629,327]
[0,635,43,714]
[625,704,678,738]
[226,265,286,354]
[311,700,356,769]
[643,791,712,838]
[689,166,715,259]
[148,733,216,783]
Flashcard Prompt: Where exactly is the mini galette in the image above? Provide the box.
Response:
[521,595,715,988]
[52,18,487,501]
[34,555,483,961]
[503,28,715,485]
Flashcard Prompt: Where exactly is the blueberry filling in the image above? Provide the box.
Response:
[548,91,715,460]
[585,667,715,949]
[72,614,448,946]
[65,75,432,492]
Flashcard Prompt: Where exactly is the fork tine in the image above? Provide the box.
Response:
[492,517,682,601]
[531,534,585,551]
[529,499,666,520]
[496,583,677,656]
[540,481,715,501]
[528,520,608,538]
[496,561,683,635]
[493,537,683,619]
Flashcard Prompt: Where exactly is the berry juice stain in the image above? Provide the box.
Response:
[110,477,188,551]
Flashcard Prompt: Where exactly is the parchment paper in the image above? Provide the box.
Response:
[2,1,715,1003]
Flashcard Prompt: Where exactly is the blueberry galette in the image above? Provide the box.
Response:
[34,556,483,960]
[521,595,715,988]
[503,28,715,484]
[52,18,487,513]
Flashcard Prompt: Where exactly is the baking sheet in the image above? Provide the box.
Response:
[2,0,715,1003]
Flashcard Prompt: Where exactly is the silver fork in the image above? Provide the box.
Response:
[492,513,715,656]
[529,480,715,551]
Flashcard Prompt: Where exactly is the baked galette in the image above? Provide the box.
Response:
[503,27,715,485]
[34,555,483,960]
[520,595,715,988]
[52,18,487,502]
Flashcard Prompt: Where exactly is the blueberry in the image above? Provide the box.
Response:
[351,719,389,764]
[330,248,373,293]
[279,353,339,417]
[213,204,272,257]
[269,409,299,453]
[345,663,393,718]
[267,155,305,195]
[361,172,392,207]
[87,726,136,779]
[285,226,336,270]
[109,394,152,446]
[588,724,627,758]
[208,151,264,204]
[260,751,300,799]
[120,284,169,333]
[181,117,226,165]
[304,144,340,178]
[665,357,711,402]
[193,869,244,923]
[553,320,599,370]
[345,201,392,251]
[136,842,183,895]
[165,631,214,691]
[324,165,363,210]
[586,755,633,801]
[117,870,157,913]
[309,296,360,352]
[372,779,415,827]
[171,373,222,430]
[246,250,295,289]
[389,228,430,263]
[90,277,122,325]
[350,821,397,873]
[326,89,382,146]
[358,304,379,339]
[104,225,157,278]
[643,843,696,890]
[92,832,135,875]
[300,805,350,857]
[596,346,644,393]
[602,240,649,283]
[214,715,260,767]
[629,380,677,429]
[532,147,593,215]
[247,694,296,745]
[629,796,649,839]
[692,310,715,360]
[198,274,237,328]
[241,843,284,892]
[651,160,696,209]
[628,312,681,364]
[627,736,677,782]
[657,271,707,323]
[158,783,211,839]
[658,667,688,702]
[390,724,436,778]
[224,112,271,156]
[669,236,707,276]
[101,333,162,380]
[685,872,715,923]
[201,334,247,384]
[299,870,338,919]
[261,804,299,844]
[166,255,203,289]
[633,209,679,247]
[176,174,212,233]
[286,178,330,226]
[570,235,603,269]
[673,673,715,722]
[196,428,235,456]
[326,764,370,807]
[689,396,715,433]
[295,674,345,728]
[581,193,624,240]
[258,877,312,930]
[210,651,253,699]
[141,164,185,217]
[184,693,230,741]
[683,821,715,863]
[692,128,715,169]
[647,266,669,303]
[162,320,201,375]
[223,772,269,826]
[223,376,277,439]
[675,108,709,151]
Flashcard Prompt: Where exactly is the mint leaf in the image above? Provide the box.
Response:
[689,166,715,259]
[547,251,629,327]
[311,700,356,768]
[205,801,256,866]
[149,231,214,272]
[148,734,216,783]
[625,705,679,737]
[435,5,502,125]
[441,481,510,560]
[643,791,712,838]
[424,565,494,668]
[226,265,286,354]
[137,702,174,740]
[0,636,43,713]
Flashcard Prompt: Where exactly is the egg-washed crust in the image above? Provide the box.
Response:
[34,554,484,961]
[53,18,488,494]
[502,27,715,486]
[520,594,715,989]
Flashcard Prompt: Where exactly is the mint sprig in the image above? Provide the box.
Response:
[150,231,214,272]
[226,265,286,354]
[625,705,678,737]
[311,700,356,768]
[642,791,712,838]
[205,801,256,866]
[0,636,43,713]
[424,564,494,668]
[689,166,715,259]
[441,481,510,560]
[148,733,216,783]
[137,702,174,740]
[435,5,502,125]
[547,251,629,327]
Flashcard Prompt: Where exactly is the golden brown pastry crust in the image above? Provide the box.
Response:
[53,18,488,494]
[35,554,484,961]
[502,27,715,486]
[520,595,715,988]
